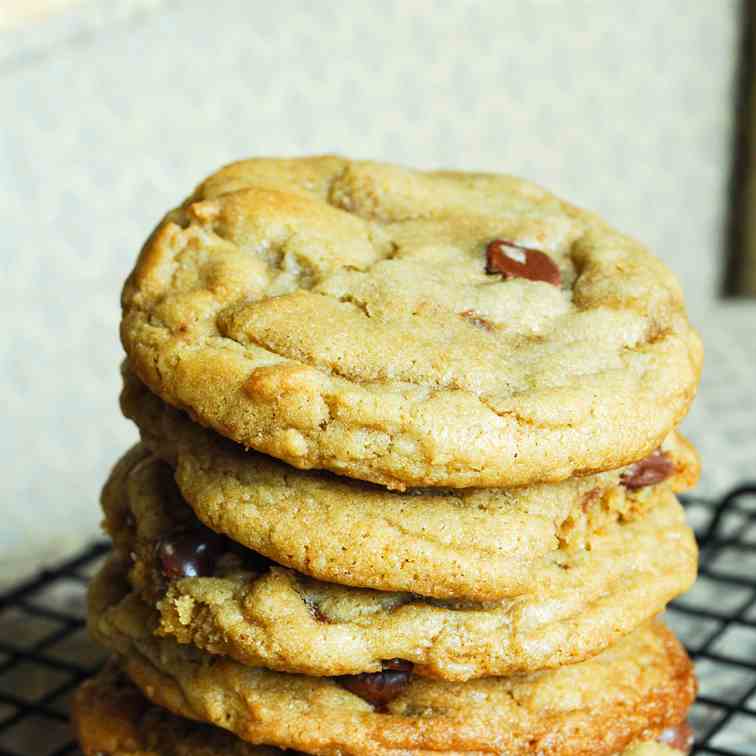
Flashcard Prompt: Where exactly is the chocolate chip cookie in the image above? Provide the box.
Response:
[87,561,696,756]
[73,665,694,755]
[121,156,702,490]
[100,449,697,680]
[72,662,282,756]
[120,370,699,601]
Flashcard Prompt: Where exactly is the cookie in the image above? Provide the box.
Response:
[88,562,696,756]
[101,452,696,679]
[72,662,281,756]
[121,370,700,601]
[121,156,702,490]
[72,665,694,755]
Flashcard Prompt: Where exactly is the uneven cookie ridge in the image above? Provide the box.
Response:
[72,665,690,756]
[101,448,697,680]
[88,563,696,756]
[120,371,700,600]
[121,156,702,489]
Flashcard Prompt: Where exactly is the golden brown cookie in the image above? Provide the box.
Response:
[101,447,697,680]
[72,662,281,756]
[87,562,696,756]
[121,156,702,490]
[72,664,693,755]
[120,371,699,601]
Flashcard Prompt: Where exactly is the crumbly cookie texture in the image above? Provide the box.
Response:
[72,665,689,756]
[88,564,696,756]
[121,156,702,490]
[120,371,700,600]
[101,447,697,680]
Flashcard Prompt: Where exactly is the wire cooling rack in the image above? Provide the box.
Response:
[0,488,754,756]
[665,485,756,755]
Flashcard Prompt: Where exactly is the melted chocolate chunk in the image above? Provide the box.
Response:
[485,239,561,286]
[337,660,414,709]
[657,721,694,753]
[621,449,675,490]
[156,526,226,579]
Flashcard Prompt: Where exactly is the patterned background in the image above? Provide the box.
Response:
[1,0,754,584]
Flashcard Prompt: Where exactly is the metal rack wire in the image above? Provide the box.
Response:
[666,485,756,754]
[0,487,754,756]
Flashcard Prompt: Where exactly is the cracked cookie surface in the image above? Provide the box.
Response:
[121,156,702,489]
[72,665,690,756]
[101,446,697,680]
[120,372,699,601]
[88,563,696,756]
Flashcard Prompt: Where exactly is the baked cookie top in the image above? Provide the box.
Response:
[121,156,702,489]
[101,447,697,680]
[121,371,699,601]
[88,563,696,756]
[72,665,693,756]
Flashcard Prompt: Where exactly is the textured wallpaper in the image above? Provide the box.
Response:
[0,0,747,583]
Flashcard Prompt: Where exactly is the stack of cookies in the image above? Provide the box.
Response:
[73,156,704,755]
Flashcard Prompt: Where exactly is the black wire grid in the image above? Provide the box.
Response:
[0,488,754,756]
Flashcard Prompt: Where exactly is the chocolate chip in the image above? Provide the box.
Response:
[485,239,561,286]
[657,721,694,753]
[621,449,675,490]
[156,526,226,579]
[337,660,414,709]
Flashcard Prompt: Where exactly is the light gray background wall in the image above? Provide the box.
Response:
[2,0,753,585]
